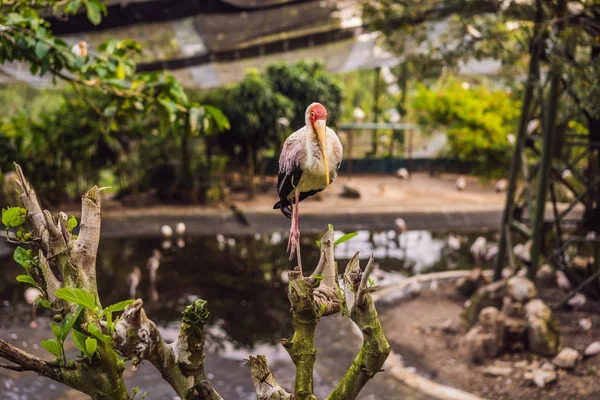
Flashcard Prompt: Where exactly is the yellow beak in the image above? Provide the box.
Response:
[314,119,329,186]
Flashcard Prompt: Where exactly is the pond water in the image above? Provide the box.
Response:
[0,229,497,399]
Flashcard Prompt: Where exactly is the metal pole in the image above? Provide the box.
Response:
[528,65,564,280]
[371,67,381,157]
[493,30,541,281]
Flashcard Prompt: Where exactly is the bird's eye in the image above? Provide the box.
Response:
[310,112,314,118]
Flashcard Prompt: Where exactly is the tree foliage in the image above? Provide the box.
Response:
[413,78,520,176]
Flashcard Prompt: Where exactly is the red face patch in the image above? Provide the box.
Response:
[309,103,327,123]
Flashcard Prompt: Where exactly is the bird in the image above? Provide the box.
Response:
[579,318,592,334]
[395,168,409,180]
[274,103,343,266]
[395,218,408,233]
[175,222,186,235]
[127,266,141,299]
[24,287,41,328]
[456,175,466,191]
[495,178,508,192]
[447,234,461,251]
[71,40,88,57]
[147,249,161,285]
[470,236,487,264]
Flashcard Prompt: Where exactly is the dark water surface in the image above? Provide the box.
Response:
[0,229,494,399]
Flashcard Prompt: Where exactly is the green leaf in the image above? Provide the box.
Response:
[68,216,78,232]
[313,274,323,282]
[315,240,321,248]
[34,297,52,309]
[132,386,139,397]
[34,41,50,60]
[88,323,111,344]
[71,329,88,355]
[116,62,126,80]
[203,104,230,131]
[40,339,62,357]
[16,274,36,287]
[85,337,97,358]
[328,224,334,231]
[334,232,358,247]
[2,207,27,228]
[103,299,135,315]
[141,392,147,400]
[86,0,104,25]
[55,288,96,310]
[13,247,32,269]
[51,322,61,338]
[59,305,84,341]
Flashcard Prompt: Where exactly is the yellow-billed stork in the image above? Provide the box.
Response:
[274,103,343,267]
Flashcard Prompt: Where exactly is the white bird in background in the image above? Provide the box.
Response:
[396,168,409,180]
[147,249,161,285]
[175,222,186,235]
[447,234,461,251]
[495,179,508,192]
[161,225,173,238]
[561,169,572,180]
[353,107,366,122]
[527,119,540,135]
[71,40,88,57]
[274,103,343,265]
[456,176,466,191]
[470,236,487,264]
[395,218,408,233]
[486,245,499,261]
[128,266,141,299]
[24,287,42,328]
[466,24,482,38]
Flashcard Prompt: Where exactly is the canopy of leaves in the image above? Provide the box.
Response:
[412,78,521,176]
[266,61,343,128]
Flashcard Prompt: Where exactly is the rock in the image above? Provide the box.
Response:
[460,307,506,363]
[541,362,555,371]
[456,175,466,191]
[507,276,536,302]
[502,297,525,319]
[340,183,361,199]
[552,347,581,369]
[536,264,555,281]
[532,368,557,388]
[462,280,506,329]
[579,318,592,333]
[513,360,529,369]
[524,299,561,356]
[567,293,586,308]
[584,341,600,357]
[556,271,571,291]
[483,366,513,377]
[569,256,590,273]
[455,268,490,298]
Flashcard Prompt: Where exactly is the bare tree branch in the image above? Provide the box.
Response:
[113,299,222,400]
[0,339,62,380]
[247,355,292,400]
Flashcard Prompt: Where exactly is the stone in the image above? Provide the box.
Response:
[532,368,557,388]
[395,168,409,179]
[482,366,513,377]
[569,256,590,273]
[536,264,555,281]
[513,360,529,369]
[524,299,561,356]
[462,280,507,329]
[460,307,505,363]
[567,293,586,308]
[340,183,361,199]
[506,276,536,302]
[552,347,581,369]
[455,268,491,298]
[556,271,571,291]
[541,362,555,371]
[584,341,600,357]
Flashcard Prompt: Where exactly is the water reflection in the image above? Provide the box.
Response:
[0,229,498,349]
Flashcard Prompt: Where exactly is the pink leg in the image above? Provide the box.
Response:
[287,192,302,272]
